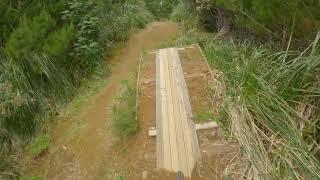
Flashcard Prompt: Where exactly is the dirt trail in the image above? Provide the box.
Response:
[37,22,179,179]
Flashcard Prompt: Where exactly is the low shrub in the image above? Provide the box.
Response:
[112,81,138,138]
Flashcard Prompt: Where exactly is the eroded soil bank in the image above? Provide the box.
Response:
[30,22,179,180]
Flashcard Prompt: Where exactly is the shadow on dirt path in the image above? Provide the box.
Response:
[35,22,179,180]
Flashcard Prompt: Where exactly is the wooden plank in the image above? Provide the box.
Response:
[167,48,189,174]
[195,122,218,130]
[150,122,218,137]
[172,48,201,161]
[171,48,196,175]
[156,48,201,177]
[162,49,179,171]
[156,50,163,168]
[149,127,157,136]
[159,50,171,169]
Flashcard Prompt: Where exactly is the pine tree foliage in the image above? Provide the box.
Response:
[42,24,75,57]
[5,11,55,59]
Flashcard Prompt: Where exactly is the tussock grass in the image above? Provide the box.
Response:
[0,54,69,147]
[203,37,320,178]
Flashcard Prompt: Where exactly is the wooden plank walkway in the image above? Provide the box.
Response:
[156,48,200,177]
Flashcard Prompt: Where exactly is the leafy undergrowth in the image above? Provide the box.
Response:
[112,80,138,139]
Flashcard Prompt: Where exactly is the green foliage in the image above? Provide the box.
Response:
[214,0,320,39]
[61,0,152,71]
[62,0,101,67]
[194,110,214,122]
[0,1,19,44]
[0,0,151,177]
[20,175,44,180]
[0,0,67,44]
[42,24,74,57]
[112,81,138,138]
[99,0,152,54]
[5,11,55,59]
[145,0,178,19]
[26,134,49,160]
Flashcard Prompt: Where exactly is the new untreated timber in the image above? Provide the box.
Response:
[156,48,200,177]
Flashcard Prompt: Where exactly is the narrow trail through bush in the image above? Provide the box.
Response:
[32,22,179,179]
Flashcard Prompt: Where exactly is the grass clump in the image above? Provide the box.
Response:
[114,175,126,180]
[112,81,138,139]
[25,134,49,160]
[20,175,44,180]
[194,110,214,122]
[202,37,320,178]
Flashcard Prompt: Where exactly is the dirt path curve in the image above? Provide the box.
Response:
[40,22,179,179]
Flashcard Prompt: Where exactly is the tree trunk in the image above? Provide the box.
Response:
[216,8,231,35]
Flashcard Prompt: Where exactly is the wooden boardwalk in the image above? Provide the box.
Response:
[156,48,200,177]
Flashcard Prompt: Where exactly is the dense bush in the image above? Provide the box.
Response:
[196,0,320,41]
[61,0,102,71]
[0,0,68,45]
[42,24,75,57]
[0,0,152,156]
[145,0,179,19]
[1,0,152,177]
[100,0,152,49]
[6,11,55,59]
